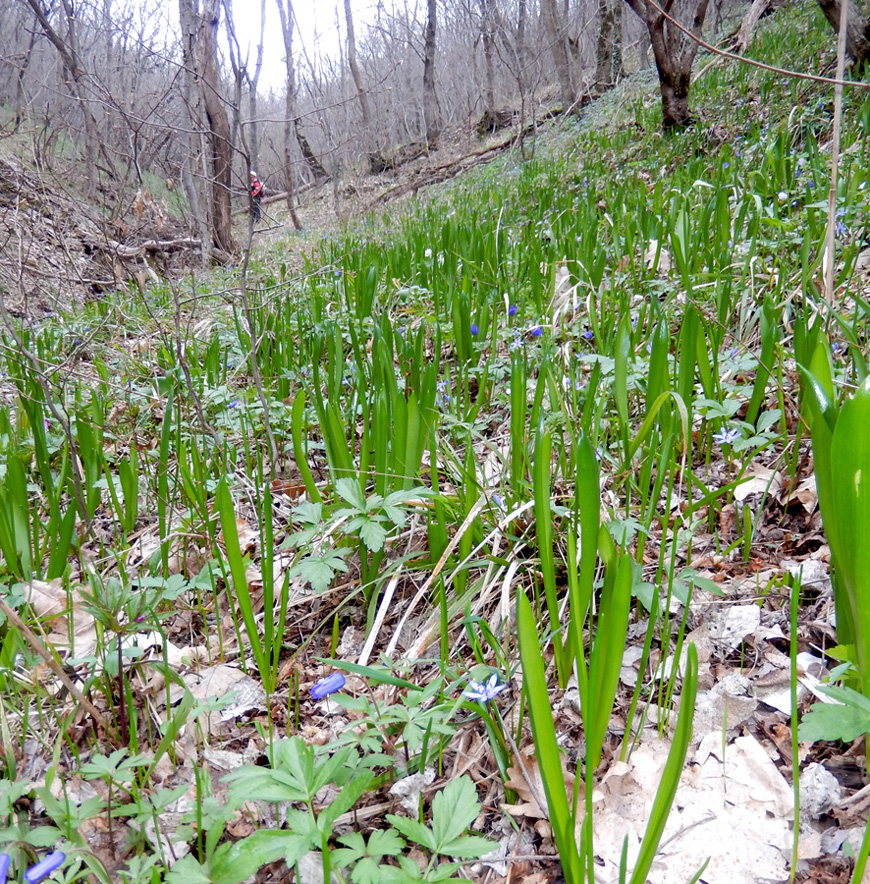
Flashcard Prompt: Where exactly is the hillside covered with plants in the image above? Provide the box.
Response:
[3,2,870,883]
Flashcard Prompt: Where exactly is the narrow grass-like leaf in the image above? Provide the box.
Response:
[517,588,582,883]
[629,642,698,884]
[533,423,565,685]
[587,552,632,772]
[216,477,270,690]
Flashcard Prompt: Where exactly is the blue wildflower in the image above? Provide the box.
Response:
[463,673,507,703]
[508,304,518,317]
[471,323,479,336]
[713,427,741,446]
[311,673,346,699]
[25,851,65,884]
[531,326,543,337]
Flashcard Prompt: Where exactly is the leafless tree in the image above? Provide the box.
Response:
[541,0,576,107]
[344,0,374,156]
[625,0,711,128]
[179,0,234,254]
[275,0,303,229]
[596,0,623,88]
[816,0,870,67]
[423,0,440,144]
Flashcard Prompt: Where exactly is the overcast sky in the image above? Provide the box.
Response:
[231,0,381,92]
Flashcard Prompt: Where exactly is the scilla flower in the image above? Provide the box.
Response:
[311,673,345,699]
[713,427,741,446]
[463,673,508,703]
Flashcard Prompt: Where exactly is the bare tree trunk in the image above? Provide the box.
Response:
[178,0,234,256]
[423,0,440,144]
[275,0,303,229]
[541,0,574,109]
[344,0,373,148]
[13,24,38,132]
[23,0,105,190]
[198,0,234,253]
[249,0,266,173]
[625,0,710,129]
[178,0,211,266]
[816,0,870,67]
[478,0,497,121]
[223,0,245,186]
[596,0,622,89]
[296,125,329,181]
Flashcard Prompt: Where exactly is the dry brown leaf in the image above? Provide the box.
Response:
[733,465,782,502]
[502,745,578,821]
[23,578,98,657]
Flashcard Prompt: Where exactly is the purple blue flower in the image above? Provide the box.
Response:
[713,427,741,446]
[311,672,346,699]
[25,851,65,884]
[463,673,508,703]
[509,304,518,317]
[531,326,543,338]
[470,323,479,336]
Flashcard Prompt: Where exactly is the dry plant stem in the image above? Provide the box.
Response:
[237,225,279,475]
[0,594,117,743]
[495,704,552,820]
[0,289,92,531]
[826,0,849,304]
[384,495,488,659]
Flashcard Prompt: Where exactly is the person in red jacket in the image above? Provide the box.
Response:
[250,170,264,222]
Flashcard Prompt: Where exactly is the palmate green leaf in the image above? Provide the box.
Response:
[165,855,211,884]
[357,517,388,552]
[209,831,292,884]
[386,814,437,852]
[430,776,481,851]
[290,548,351,594]
[436,834,494,859]
[334,828,406,883]
[798,684,870,742]
[336,477,366,511]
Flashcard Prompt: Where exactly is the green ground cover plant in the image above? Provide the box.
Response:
[3,2,870,881]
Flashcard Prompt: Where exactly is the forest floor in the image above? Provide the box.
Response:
[2,4,870,884]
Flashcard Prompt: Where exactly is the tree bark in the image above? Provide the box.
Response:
[422,0,440,144]
[275,0,302,229]
[596,0,623,88]
[344,0,373,142]
[816,0,870,67]
[541,0,574,109]
[178,0,234,256]
[625,0,710,129]
[296,125,329,181]
[196,0,235,253]
[23,0,108,190]
[249,0,266,173]
[478,0,497,121]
